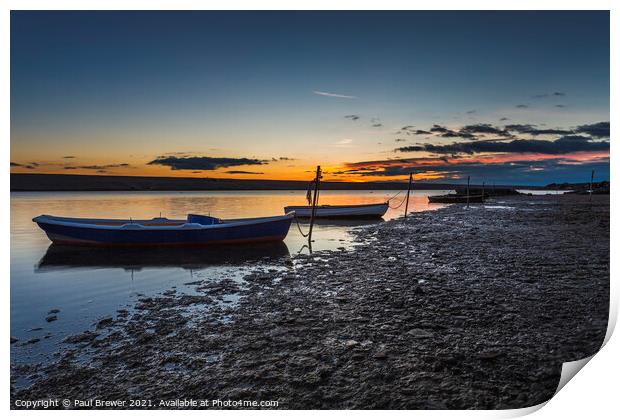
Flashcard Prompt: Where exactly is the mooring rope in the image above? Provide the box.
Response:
[385,190,408,209]
[386,190,403,201]
[293,215,310,237]
[388,195,408,209]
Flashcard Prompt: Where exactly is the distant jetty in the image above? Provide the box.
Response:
[11,173,541,192]
[547,181,610,195]
[454,186,522,197]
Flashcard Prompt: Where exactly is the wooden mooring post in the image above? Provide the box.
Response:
[404,173,413,218]
[466,176,471,208]
[308,165,322,242]
[589,169,595,202]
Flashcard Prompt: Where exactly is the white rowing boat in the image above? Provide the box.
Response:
[283,202,389,219]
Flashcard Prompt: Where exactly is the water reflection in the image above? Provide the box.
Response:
[36,242,291,272]
[306,218,385,227]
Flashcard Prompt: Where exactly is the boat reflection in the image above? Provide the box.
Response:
[298,218,385,227]
[36,242,291,272]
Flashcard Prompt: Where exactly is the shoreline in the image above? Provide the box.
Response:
[10,173,556,192]
[11,194,609,409]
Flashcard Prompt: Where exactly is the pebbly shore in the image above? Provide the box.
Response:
[11,194,609,409]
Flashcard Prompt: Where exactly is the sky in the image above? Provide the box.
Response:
[10,11,610,185]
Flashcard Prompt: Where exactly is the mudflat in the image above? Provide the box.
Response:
[11,194,609,409]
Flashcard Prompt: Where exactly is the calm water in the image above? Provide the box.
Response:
[10,190,450,369]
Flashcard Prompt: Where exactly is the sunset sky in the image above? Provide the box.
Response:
[10,11,609,185]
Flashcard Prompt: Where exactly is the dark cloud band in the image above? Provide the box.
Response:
[397,136,609,155]
[575,121,610,138]
[148,156,268,171]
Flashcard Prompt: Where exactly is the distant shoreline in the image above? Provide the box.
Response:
[10,173,555,192]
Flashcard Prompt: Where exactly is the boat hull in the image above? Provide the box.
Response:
[33,214,294,247]
[284,203,388,219]
[428,194,485,204]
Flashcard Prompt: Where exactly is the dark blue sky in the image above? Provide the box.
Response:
[11,11,609,184]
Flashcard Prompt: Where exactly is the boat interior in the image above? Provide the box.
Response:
[41,214,223,227]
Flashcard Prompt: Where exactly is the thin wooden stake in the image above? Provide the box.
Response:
[589,169,595,202]
[466,176,470,208]
[481,181,485,204]
[308,165,321,242]
[404,173,413,218]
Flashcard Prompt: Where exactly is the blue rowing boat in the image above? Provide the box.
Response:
[33,213,294,247]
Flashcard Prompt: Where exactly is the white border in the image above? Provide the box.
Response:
[3,2,616,419]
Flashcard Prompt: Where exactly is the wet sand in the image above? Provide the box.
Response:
[11,194,609,409]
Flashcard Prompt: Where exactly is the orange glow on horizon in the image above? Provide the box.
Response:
[10,150,609,183]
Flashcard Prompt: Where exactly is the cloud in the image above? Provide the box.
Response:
[442,131,476,139]
[429,124,449,133]
[339,153,609,184]
[62,163,131,171]
[313,90,356,99]
[398,120,602,145]
[499,117,509,121]
[505,124,573,136]
[576,121,609,138]
[466,110,477,114]
[11,161,37,169]
[334,139,354,148]
[344,114,360,121]
[225,170,265,175]
[148,156,268,171]
[397,136,609,155]
[429,124,477,139]
[460,124,512,137]
[82,164,128,170]
[339,118,608,184]
[395,138,407,142]
[62,156,76,159]
[344,157,609,181]
[370,118,383,128]
[277,157,296,161]
[159,151,197,157]
[515,104,529,109]
[396,125,420,136]
[532,91,566,99]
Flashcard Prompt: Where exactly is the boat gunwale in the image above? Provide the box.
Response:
[283,202,388,210]
[33,213,295,231]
